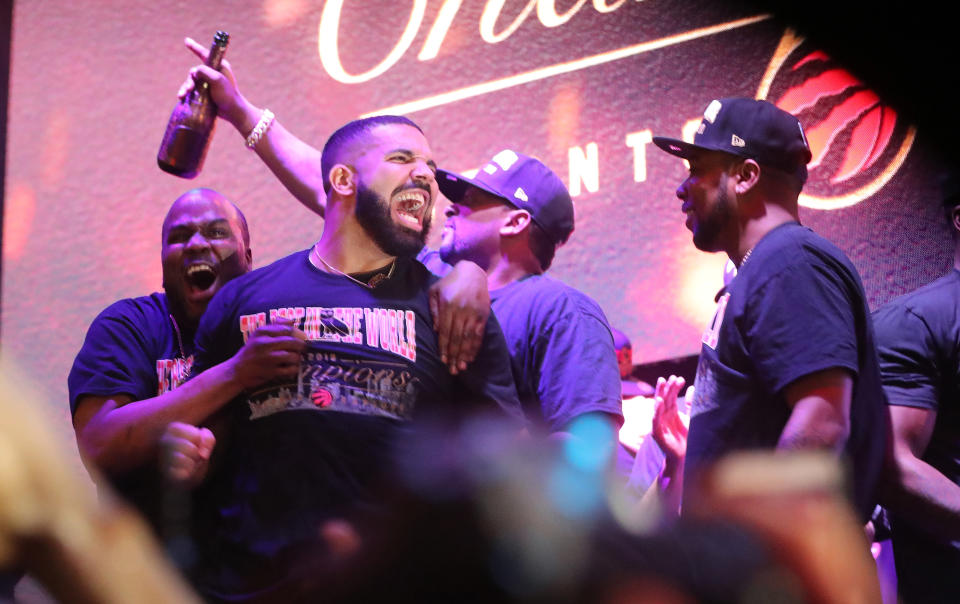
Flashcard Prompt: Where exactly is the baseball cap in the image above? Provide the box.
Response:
[653,98,813,184]
[437,150,575,246]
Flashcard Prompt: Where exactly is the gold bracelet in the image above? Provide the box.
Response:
[245,109,275,149]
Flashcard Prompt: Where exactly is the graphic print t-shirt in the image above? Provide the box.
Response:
[189,251,521,599]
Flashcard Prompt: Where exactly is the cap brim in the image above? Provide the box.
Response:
[652,136,702,159]
[654,137,751,164]
[436,168,508,205]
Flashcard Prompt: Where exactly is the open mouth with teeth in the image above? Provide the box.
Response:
[185,262,218,292]
[393,189,429,231]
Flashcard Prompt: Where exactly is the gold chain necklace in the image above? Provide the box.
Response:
[310,244,396,289]
[168,313,187,359]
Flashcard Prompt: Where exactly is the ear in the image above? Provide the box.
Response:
[733,159,761,195]
[245,246,253,267]
[328,164,356,196]
[499,209,532,236]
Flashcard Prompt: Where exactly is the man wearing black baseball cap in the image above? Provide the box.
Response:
[432,150,623,444]
[653,98,886,522]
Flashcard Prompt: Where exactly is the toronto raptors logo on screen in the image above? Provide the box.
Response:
[758,31,915,209]
[312,388,334,408]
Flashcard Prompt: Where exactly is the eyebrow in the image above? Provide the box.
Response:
[390,148,437,172]
[167,217,231,233]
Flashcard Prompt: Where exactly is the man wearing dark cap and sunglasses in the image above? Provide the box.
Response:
[431,150,623,445]
[652,98,886,521]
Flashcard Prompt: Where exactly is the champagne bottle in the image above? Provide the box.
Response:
[157,31,229,178]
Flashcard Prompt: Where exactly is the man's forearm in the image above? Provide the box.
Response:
[229,102,327,218]
[885,452,960,539]
[77,358,244,475]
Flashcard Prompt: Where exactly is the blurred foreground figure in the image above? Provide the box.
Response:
[875,178,960,603]
[653,98,887,521]
[0,366,200,603]
[1,369,880,603]
[280,417,880,603]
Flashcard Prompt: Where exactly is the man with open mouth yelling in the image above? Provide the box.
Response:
[161,188,253,328]
[69,188,306,558]
[179,36,492,375]
[354,168,434,259]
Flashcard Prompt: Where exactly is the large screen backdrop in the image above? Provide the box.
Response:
[3,1,952,460]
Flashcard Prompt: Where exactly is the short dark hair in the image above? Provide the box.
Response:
[527,220,557,272]
[320,115,424,194]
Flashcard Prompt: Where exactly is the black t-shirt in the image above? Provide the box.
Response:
[684,222,886,521]
[67,292,194,534]
[189,250,522,601]
[68,292,194,413]
[418,248,623,433]
[490,274,623,433]
[874,269,960,603]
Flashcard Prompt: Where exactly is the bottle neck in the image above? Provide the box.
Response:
[206,43,227,70]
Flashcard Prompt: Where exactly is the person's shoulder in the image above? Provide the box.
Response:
[250,248,310,278]
[95,292,169,325]
[876,270,960,323]
[756,223,859,282]
[796,225,852,262]
[759,222,844,263]
[220,249,310,295]
[544,275,606,310]
[500,275,608,322]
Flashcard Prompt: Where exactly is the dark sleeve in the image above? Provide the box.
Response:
[456,313,527,427]
[874,303,940,411]
[745,257,860,396]
[67,302,157,415]
[533,308,623,431]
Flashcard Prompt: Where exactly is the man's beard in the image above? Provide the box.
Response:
[355,183,431,257]
[692,178,735,253]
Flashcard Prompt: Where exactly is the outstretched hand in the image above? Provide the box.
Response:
[229,319,307,390]
[429,261,490,374]
[177,37,258,134]
[651,375,689,466]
